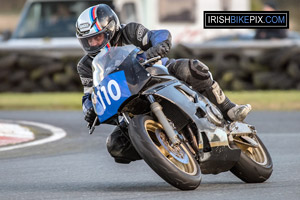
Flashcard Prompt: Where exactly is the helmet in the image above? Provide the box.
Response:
[76,4,120,56]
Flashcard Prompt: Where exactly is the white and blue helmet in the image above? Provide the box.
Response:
[76,4,120,55]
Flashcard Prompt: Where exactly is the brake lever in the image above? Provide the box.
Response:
[141,56,161,66]
[88,116,98,135]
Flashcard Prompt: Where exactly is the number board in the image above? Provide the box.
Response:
[94,70,132,122]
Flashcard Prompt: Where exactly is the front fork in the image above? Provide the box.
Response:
[146,95,181,145]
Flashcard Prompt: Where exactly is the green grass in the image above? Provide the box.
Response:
[0,91,300,110]
[0,92,82,110]
[226,90,300,111]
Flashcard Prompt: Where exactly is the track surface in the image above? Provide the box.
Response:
[0,111,299,200]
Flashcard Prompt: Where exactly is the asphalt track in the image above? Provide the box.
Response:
[0,111,299,200]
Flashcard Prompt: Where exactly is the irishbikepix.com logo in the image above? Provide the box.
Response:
[204,11,289,29]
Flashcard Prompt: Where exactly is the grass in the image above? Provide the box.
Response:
[0,92,82,110]
[226,90,300,111]
[0,90,300,111]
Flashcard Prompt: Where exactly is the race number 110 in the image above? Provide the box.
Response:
[97,80,121,110]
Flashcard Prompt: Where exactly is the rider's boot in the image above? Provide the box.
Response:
[202,81,252,121]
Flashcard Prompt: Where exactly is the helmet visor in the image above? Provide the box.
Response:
[78,32,109,55]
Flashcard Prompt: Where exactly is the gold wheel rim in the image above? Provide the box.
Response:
[235,136,267,165]
[144,119,197,175]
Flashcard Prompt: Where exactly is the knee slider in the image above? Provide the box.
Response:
[106,127,141,162]
[189,59,211,80]
[106,129,127,158]
[167,59,191,82]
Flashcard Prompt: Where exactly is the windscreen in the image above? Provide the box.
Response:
[92,45,137,86]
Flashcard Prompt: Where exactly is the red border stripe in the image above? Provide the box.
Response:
[92,6,102,31]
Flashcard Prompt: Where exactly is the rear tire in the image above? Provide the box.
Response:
[230,135,273,183]
[128,115,202,190]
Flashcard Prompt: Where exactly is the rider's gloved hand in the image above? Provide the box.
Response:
[82,93,100,127]
[146,40,171,60]
[84,107,100,126]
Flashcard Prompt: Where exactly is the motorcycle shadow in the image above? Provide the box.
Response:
[2,180,250,193]
[70,178,246,192]
[70,181,246,192]
[60,181,178,192]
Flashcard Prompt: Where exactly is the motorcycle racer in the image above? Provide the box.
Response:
[76,4,251,163]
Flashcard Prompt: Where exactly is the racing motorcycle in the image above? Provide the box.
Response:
[89,45,273,190]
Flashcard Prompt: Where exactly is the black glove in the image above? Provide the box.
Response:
[146,40,171,60]
[84,107,100,126]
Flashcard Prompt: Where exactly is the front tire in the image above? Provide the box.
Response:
[230,135,273,183]
[128,115,202,190]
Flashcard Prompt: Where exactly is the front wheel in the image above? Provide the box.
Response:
[230,135,273,183]
[128,115,202,190]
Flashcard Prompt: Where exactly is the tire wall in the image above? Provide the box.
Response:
[0,53,82,92]
[169,45,300,90]
[1,46,300,92]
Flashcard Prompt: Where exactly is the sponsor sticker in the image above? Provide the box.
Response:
[79,22,91,30]
[137,25,146,41]
[80,77,93,86]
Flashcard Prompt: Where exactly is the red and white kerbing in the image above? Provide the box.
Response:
[0,123,34,146]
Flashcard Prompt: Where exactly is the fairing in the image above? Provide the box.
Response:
[92,45,150,122]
